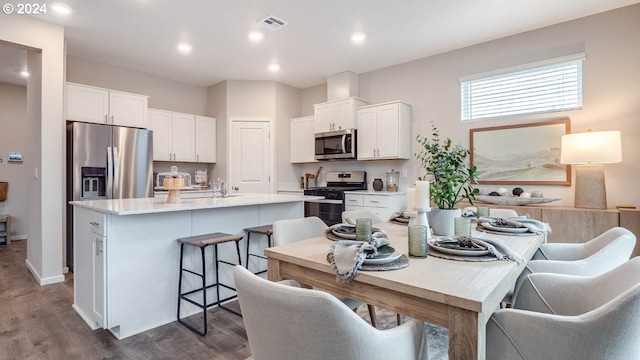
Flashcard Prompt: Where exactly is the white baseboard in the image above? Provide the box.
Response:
[25,259,65,285]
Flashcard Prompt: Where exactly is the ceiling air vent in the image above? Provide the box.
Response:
[258,15,288,31]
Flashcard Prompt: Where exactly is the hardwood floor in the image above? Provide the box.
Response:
[0,241,251,360]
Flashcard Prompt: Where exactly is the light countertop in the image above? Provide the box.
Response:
[344,190,407,195]
[70,193,323,215]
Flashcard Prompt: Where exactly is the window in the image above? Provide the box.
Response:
[460,53,584,121]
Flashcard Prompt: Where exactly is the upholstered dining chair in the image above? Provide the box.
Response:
[234,265,428,360]
[531,226,635,267]
[272,216,379,327]
[341,209,385,224]
[487,257,640,360]
[488,208,518,218]
[507,227,636,306]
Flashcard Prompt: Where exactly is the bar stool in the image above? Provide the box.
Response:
[244,225,273,275]
[177,232,243,336]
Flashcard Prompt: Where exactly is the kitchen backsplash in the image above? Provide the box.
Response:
[295,159,414,191]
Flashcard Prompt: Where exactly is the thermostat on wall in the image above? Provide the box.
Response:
[8,153,23,162]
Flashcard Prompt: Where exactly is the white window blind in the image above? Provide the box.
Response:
[460,53,584,121]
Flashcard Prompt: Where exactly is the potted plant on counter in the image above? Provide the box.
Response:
[415,124,480,235]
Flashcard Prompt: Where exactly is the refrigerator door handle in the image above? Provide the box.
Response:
[106,146,113,199]
[113,147,120,198]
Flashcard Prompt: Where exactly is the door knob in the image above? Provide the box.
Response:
[233,186,239,191]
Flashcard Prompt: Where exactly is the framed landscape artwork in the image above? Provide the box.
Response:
[470,119,571,185]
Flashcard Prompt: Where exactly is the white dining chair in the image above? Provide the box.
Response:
[234,265,428,360]
[487,257,640,360]
[488,208,518,218]
[341,209,385,224]
[272,216,379,327]
[507,227,636,306]
[531,226,635,266]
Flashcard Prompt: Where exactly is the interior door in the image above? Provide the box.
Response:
[230,119,272,194]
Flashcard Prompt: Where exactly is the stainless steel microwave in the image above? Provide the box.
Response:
[314,129,356,160]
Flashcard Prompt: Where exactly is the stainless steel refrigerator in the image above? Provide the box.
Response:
[66,122,153,270]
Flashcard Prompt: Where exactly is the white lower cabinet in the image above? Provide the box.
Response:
[73,208,106,329]
[344,192,406,220]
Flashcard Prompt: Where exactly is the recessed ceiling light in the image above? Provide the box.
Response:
[176,42,192,54]
[51,2,72,15]
[268,63,280,72]
[248,31,264,43]
[351,32,367,44]
[20,70,29,78]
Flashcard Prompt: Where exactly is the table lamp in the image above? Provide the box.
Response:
[560,129,622,209]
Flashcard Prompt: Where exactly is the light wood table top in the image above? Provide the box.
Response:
[266,222,545,360]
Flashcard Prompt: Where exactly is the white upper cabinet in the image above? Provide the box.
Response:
[314,97,368,133]
[148,109,172,161]
[290,116,316,163]
[148,109,215,163]
[195,116,216,163]
[66,82,148,128]
[357,101,411,160]
[169,112,196,162]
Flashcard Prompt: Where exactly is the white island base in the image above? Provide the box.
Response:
[71,194,315,339]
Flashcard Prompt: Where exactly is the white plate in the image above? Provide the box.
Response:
[363,252,402,265]
[480,223,529,233]
[429,240,490,256]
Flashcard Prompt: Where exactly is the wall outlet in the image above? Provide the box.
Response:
[401,168,408,178]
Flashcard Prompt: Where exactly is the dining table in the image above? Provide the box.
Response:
[265,221,546,360]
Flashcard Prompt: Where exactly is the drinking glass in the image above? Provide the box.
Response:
[408,225,428,258]
[477,206,490,218]
[454,217,471,237]
[355,218,373,241]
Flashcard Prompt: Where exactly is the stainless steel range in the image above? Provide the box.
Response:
[303,171,367,225]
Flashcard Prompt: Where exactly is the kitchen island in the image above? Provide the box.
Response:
[70,193,321,339]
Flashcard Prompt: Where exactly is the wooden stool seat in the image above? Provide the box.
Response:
[244,225,273,236]
[244,224,273,275]
[177,232,244,248]
[177,232,243,336]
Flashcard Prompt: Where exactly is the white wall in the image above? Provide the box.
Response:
[275,82,302,190]
[66,56,208,115]
[0,16,65,285]
[300,4,640,208]
[0,83,29,239]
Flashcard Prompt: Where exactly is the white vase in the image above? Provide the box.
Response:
[428,208,462,236]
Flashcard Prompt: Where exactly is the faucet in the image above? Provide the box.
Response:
[212,178,227,198]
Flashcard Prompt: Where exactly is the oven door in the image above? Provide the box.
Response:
[304,199,344,226]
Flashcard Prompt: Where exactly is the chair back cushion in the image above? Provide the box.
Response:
[272,216,328,246]
[234,266,424,360]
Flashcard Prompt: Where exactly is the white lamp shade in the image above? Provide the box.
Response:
[560,130,622,164]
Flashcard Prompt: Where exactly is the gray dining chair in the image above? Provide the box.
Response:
[487,257,640,360]
[234,265,428,360]
[272,216,379,327]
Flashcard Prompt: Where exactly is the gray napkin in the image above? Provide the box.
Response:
[477,216,552,234]
[329,229,389,282]
[470,235,526,264]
